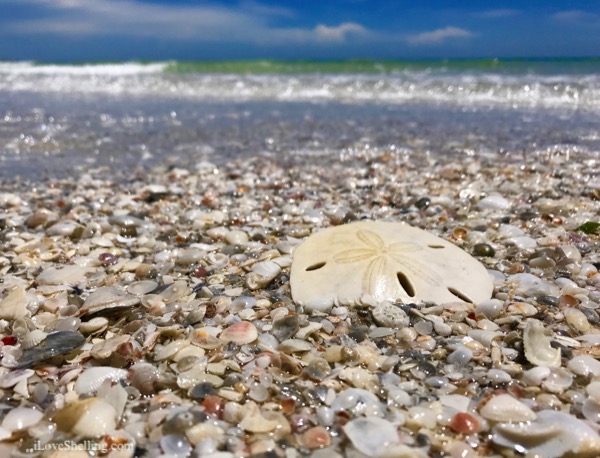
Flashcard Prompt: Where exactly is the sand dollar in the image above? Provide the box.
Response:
[290,221,493,312]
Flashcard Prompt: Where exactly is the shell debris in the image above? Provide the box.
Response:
[0,147,600,456]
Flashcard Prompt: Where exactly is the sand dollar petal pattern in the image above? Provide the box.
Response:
[290,221,493,312]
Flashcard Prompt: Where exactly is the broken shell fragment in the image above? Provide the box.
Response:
[523,319,561,367]
[290,221,493,312]
[0,285,30,320]
[246,261,281,290]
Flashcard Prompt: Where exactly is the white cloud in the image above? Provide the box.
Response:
[406,26,473,45]
[314,22,367,42]
[3,0,371,45]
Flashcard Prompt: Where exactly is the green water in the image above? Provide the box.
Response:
[164,57,600,75]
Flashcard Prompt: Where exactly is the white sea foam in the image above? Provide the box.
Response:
[1,61,599,110]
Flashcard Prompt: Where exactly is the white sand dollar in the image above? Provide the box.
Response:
[290,221,493,312]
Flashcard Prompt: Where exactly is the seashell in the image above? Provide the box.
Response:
[479,393,536,422]
[220,321,258,345]
[90,334,130,360]
[54,397,118,438]
[160,434,192,456]
[587,381,600,404]
[0,368,35,388]
[238,403,281,433]
[129,362,161,396]
[331,388,385,417]
[343,417,400,457]
[190,329,222,350]
[17,331,85,369]
[298,426,331,449]
[246,261,281,290]
[158,280,191,303]
[271,315,300,342]
[290,221,493,312]
[78,317,109,335]
[0,285,30,320]
[278,338,312,353]
[541,367,573,394]
[492,410,600,457]
[175,247,207,266]
[20,329,48,349]
[127,280,159,296]
[523,319,561,367]
[79,286,140,317]
[74,366,129,395]
[1,407,44,432]
[564,308,591,334]
[37,265,92,286]
[568,355,600,377]
[154,339,191,361]
[46,220,84,237]
[521,366,551,386]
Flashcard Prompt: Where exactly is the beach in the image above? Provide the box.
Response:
[1,60,600,457]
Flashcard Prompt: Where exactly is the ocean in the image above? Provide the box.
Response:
[1,58,600,182]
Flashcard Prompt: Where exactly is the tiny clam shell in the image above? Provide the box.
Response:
[20,329,48,350]
[220,321,258,345]
[523,319,561,368]
[74,366,129,395]
[479,393,537,422]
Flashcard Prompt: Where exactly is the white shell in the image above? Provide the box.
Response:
[290,222,493,312]
[1,407,43,432]
[523,319,561,367]
[21,329,48,350]
[54,398,117,438]
[343,417,400,457]
[492,410,600,457]
[479,393,536,422]
[74,366,129,395]
[246,261,281,290]
[0,368,35,388]
[0,285,29,320]
[36,266,92,285]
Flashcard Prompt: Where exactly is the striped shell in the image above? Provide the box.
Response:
[20,330,48,350]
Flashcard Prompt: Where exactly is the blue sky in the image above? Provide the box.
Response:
[0,0,599,62]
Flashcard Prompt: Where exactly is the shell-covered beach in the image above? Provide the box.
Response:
[1,62,600,457]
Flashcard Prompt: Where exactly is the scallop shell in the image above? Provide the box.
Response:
[74,366,129,395]
[523,319,561,367]
[20,329,48,350]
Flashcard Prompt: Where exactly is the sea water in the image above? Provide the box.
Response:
[1,59,600,182]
